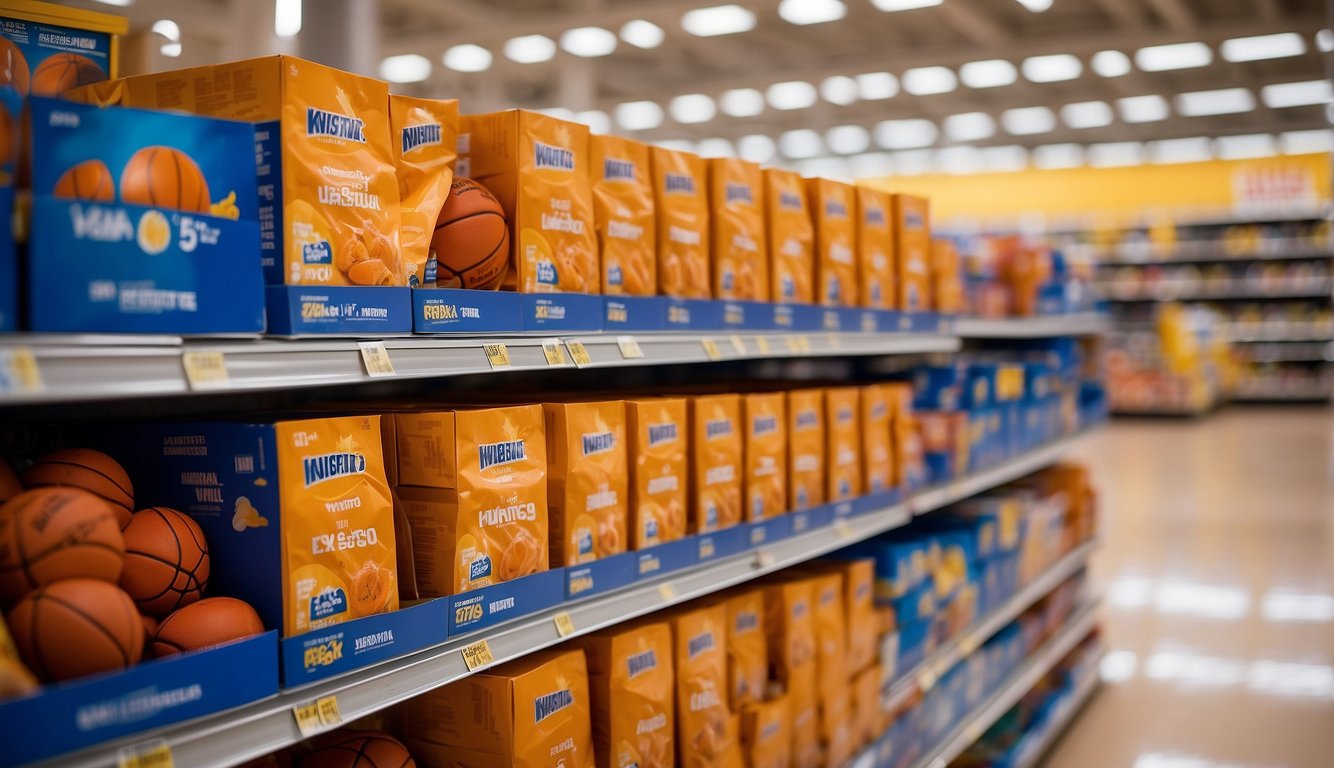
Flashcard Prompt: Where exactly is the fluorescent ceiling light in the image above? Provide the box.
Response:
[574,110,611,134]
[937,146,982,175]
[560,27,617,57]
[902,66,957,95]
[891,150,934,176]
[720,88,765,117]
[152,19,179,40]
[982,145,1028,172]
[850,152,894,178]
[379,54,432,83]
[1118,94,1170,123]
[670,93,716,123]
[91,0,133,5]
[738,134,777,163]
[1092,50,1132,77]
[275,0,301,37]
[1136,42,1213,71]
[682,5,755,36]
[871,0,942,10]
[540,107,575,119]
[856,72,899,100]
[1061,100,1113,129]
[1216,133,1277,160]
[1016,0,1053,10]
[780,129,824,159]
[443,44,492,72]
[820,76,859,105]
[1022,54,1082,83]
[620,19,665,48]
[657,139,695,153]
[1281,129,1334,155]
[1221,32,1305,62]
[826,124,871,154]
[1261,80,1333,109]
[1033,143,1084,169]
[797,157,851,180]
[504,34,557,64]
[944,112,996,142]
[160,42,182,57]
[615,100,664,130]
[767,80,818,110]
[1002,106,1056,135]
[1318,30,1334,53]
[875,118,938,149]
[1089,141,1145,167]
[696,138,735,158]
[1177,87,1255,117]
[960,59,1017,89]
[779,0,846,25]
[1150,137,1212,164]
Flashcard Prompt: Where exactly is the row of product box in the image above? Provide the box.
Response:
[959,235,1099,320]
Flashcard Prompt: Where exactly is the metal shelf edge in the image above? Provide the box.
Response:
[954,315,1109,339]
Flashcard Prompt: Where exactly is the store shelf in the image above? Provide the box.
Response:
[1012,661,1103,768]
[908,433,1087,516]
[954,313,1109,339]
[1102,282,1333,303]
[1098,239,1334,266]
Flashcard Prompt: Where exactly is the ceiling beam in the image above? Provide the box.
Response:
[938,1,1012,46]
[1138,0,1197,32]
[392,0,501,26]
[1250,0,1282,23]
[1089,0,1148,30]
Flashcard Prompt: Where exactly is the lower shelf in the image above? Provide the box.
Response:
[1013,660,1103,768]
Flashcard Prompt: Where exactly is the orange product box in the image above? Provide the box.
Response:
[669,602,741,767]
[626,398,688,549]
[689,394,743,533]
[787,389,825,511]
[857,186,896,309]
[459,109,598,293]
[722,588,767,710]
[708,158,768,301]
[861,384,893,495]
[576,621,675,768]
[393,406,548,596]
[544,401,629,566]
[740,696,791,768]
[764,167,815,304]
[820,690,855,768]
[851,664,884,748]
[838,558,877,675]
[590,135,656,295]
[884,383,927,489]
[931,237,963,313]
[762,578,820,767]
[805,571,847,712]
[743,392,787,522]
[390,95,459,287]
[651,147,710,298]
[808,177,858,307]
[892,194,932,312]
[825,387,862,502]
[400,647,593,768]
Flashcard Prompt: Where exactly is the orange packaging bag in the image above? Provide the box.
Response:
[723,589,767,709]
[708,158,768,301]
[805,572,847,728]
[825,387,862,502]
[544,400,629,565]
[892,194,932,312]
[626,398,688,549]
[808,178,858,307]
[763,579,820,767]
[577,621,675,768]
[931,237,963,313]
[670,603,741,767]
[743,393,787,522]
[820,691,855,768]
[856,186,896,309]
[884,383,927,489]
[651,147,710,298]
[390,95,459,288]
[851,664,883,748]
[786,389,825,511]
[838,558,877,675]
[401,647,593,768]
[393,406,548,596]
[460,110,598,293]
[277,415,398,635]
[590,135,656,295]
[861,384,893,495]
[764,168,815,304]
[690,395,743,533]
[740,696,792,768]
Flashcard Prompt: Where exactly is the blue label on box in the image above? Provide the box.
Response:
[565,550,637,600]
[281,599,448,685]
[604,295,667,331]
[790,503,834,535]
[720,300,776,331]
[746,514,794,548]
[819,306,864,333]
[831,499,856,519]
[447,569,565,637]
[266,285,413,335]
[695,524,750,564]
[663,298,725,330]
[778,303,825,331]
[413,287,522,333]
[519,292,603,331]
[635,536,699,578]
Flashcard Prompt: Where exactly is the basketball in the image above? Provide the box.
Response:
[30,53,105,96]
[151,597,264,657]
[429,177,509,290]
[299,731,416,768]
[22,448,135,528]
[119,146,211,212]
[0,39,29,97]
[6,578,143,681]
[54,159,115,202]
[0,487,125,605]
[120,507,210,617]
[0,459,19,503]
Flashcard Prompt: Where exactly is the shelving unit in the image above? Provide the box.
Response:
[954,314,1108,339]
[1100,239,1333,265]
[1103,282,1333,302]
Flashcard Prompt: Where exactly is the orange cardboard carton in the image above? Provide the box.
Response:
[764,168,815,304]
[689,394,743,533]
[544,401,629,566]
[808,178,858,307]
[740,696,792,768]
[861,384,893,495]
[892,194,932,312]
[857,186,896,309]
[743,392,787,522]
[787,389,825,511]
[825,387,863,502]
[390,95,459,287]
[576,621,675,768]
[762,578,820,767]
[591,135,656,295]
[626,398,689,549]
[708,158,768,301]
[651,147,710,298]
[723,588,767,710]
[670,603,741,767]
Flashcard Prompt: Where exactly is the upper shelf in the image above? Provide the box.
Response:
[954,314,1109,339]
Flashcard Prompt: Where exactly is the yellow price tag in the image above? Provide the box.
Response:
[756,550,775,568]
[796,335,812,353]
[755,336,772,355]
[701,339,723,360]
[658,582,678,602]
[461,639,495,670]
[826,333,841,349]
[541,339,570,366]
[729,334,747,355]
[616,335,645,359]
[553,611,576,637]
[316,694,342,727]
[117,740,173,768]
[784,335,802,353]
[566,341,593,367]
[835,520,856,540]
[482,342,511,369]
[357,342,396,378]
[958,633,980,656]
[181,350,229,390]
[918,666,937,692]
[292,701,324,736]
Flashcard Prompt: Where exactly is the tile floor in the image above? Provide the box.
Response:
[1042,407,1334,768]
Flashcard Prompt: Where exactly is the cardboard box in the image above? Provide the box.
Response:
[762,578,820,766]
[651,147,709,298]
[825,387,863,502]
[743,392,787,522]
[740,695,792,768]
[544,400,629,566]
[722,589,767,710]
[931,237,963,313]
[708,158,768,301]
[576,621,675,768]
[892,194,932,312]
[787,389,825,511]
[861,384,894,495]
[808,178,858,307]
[856,186,896,309]
[390,95,459,288]
[689,394,743,533]
[669,602,740,766]
[591,135,655,295]
[626,398,688,549]
[764,168,815,304]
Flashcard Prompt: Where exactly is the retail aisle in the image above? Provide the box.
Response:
[1044,407,1334,768]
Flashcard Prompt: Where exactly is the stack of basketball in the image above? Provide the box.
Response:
[0,448,264,693]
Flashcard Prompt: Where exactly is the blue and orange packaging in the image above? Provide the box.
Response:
[27,96,264,333]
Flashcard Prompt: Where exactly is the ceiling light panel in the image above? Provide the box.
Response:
[1136,42,1213,72]
[1022,54,1082,83]
[937,146,982,175]
[902,66,957,95]
[443,44,492,72]
[696,138,736,158]
[560,27,617,57]
[620,19,665,48]
[1033,143,1084,169]
[1221,32,1306,62]
[1092,50,1132,77]
[983,145,1028,172]
[1261,80,1333,109]
[721,88,765,117]
[504,34,557,64]
[1089,141,1145,167]
[875,118,938,149]
[826,124,871,154]
[892,150,934,175]
[1002,106,1057,135]
[821,76,860,105]
[767,80,818,110]
[1177,88,1256,117]
[1281,129,1334,154]
[960,59,1017,89]
[574,110,611,134]
[856,72,899,100]
[1118,95,1170,123]
[738,134,777,163]
[1216,133,1277,159]
[616,100,664,130]
[1318,29,1334,53]
[944,112,996,142]
[849,152,894,178]
[1150,137,1212,164]
[682,5,756,36]
[780,128,824,159]
[779,0,846,25]
[657,139,695,153]
[871,0,942,10]
[670,93,716,124]
[379,54,431,83]
[1061,101,1113,129]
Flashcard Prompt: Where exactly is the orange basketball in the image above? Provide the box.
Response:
[0,487,125,605]
[151,597,264,657]
[429,177,509,290]
[120,507,210,617]
[119,146,211,212]
[6,578,143,681]
[300,731,416,768]
[0,39,29,97]
[0,459,19,503]
[22,448,135,528]
[30,52,104,97]
[54,159,115,202]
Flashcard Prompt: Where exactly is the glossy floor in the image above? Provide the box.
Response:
[1044,407,1334,768]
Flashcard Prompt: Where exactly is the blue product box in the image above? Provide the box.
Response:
[664,297,725,330]
[721,299,777,331]
[28,97,265,334]
[413,288,522,333]
[924,451,954,485]
[772,302,824,332]
[694,523,750,564]
[0,186,13,332]
[519,292,603,332]
[1036,281,1069,315]
[913,364,963,411]
[266,285,412,335]
[963,364,997,410]
[447,569,565,636]
[892,582,936,626]
[603,295,666,331]
[746,513,794,548]
[565,550,636,600]
[896,619,931,674]
[0,632,277,766]
[281,599,447,685]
